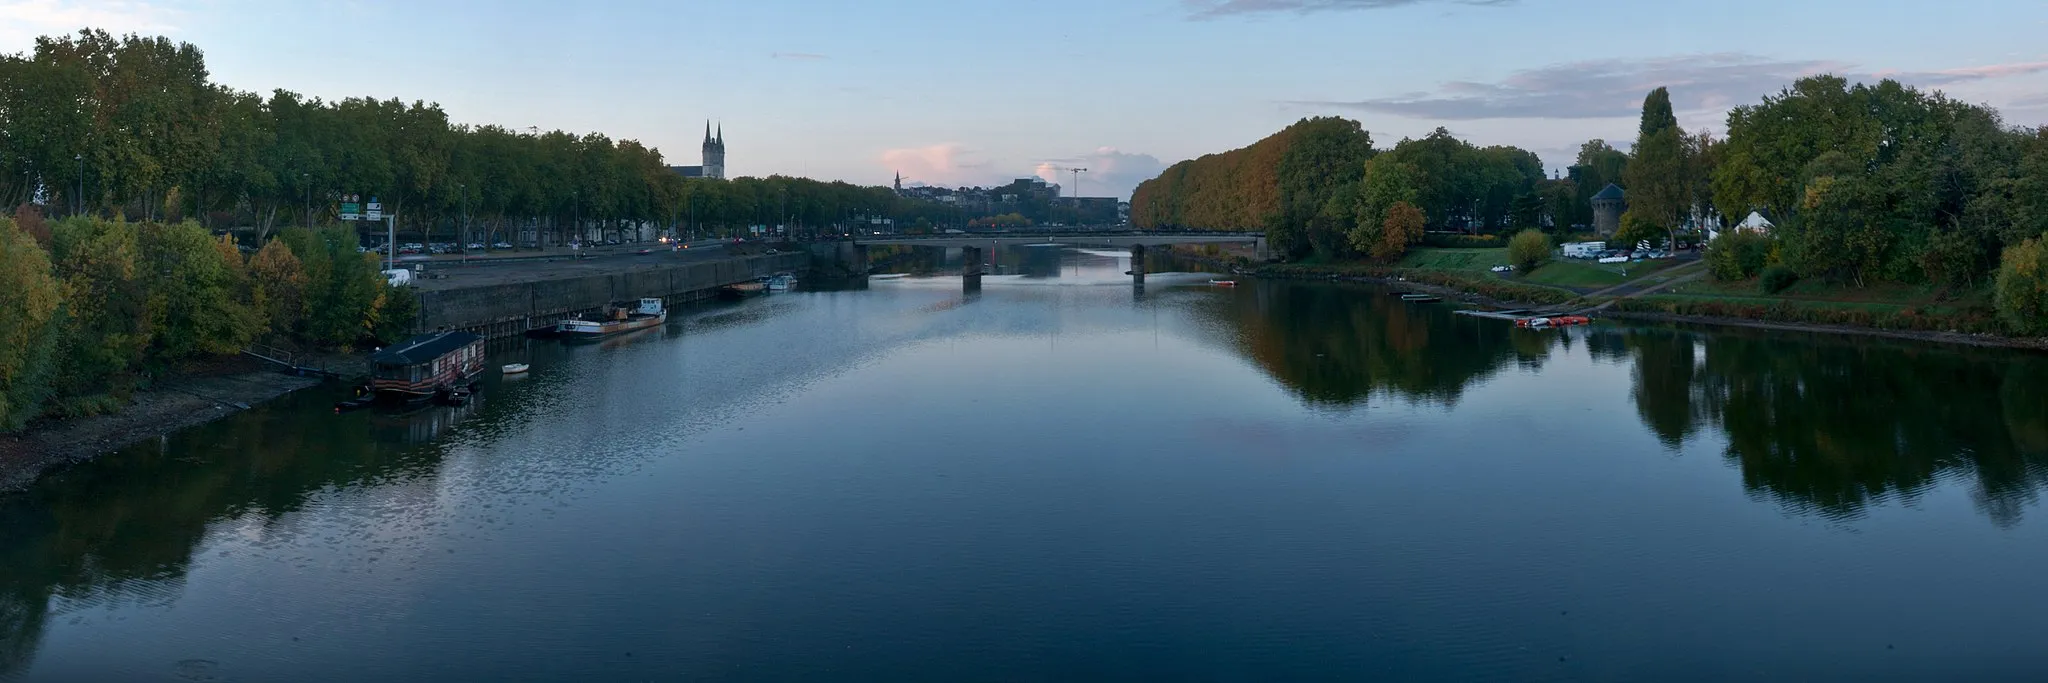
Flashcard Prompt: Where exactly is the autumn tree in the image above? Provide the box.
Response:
[1997,238,2048,335]
[1373,201,1426,261]
[248,239,306,335]
[0,217,62,429]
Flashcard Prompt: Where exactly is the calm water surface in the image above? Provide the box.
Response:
[5,248,2048,682]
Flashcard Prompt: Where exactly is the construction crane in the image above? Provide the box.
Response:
[1047,166,1088,199]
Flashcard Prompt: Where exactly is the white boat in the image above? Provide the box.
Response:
[557,298,667,340]
[766,272,797,292]
[502,363,530,375]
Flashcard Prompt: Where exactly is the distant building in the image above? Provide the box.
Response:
[1591,183,1627,236]
[669,121,727,180]
[1710,211,1773,241]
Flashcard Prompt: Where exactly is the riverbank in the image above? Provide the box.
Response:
[1169,246,2048,352]
[0,359,326,492]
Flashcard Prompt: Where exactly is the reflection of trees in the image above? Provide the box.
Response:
[1203,282,1554,407]
[1620,326,2048,527]
[0,393,451,679]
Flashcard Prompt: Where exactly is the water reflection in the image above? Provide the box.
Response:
[0,390,472,679]
[1194,280,1559,408]
[1609,326,2048,527]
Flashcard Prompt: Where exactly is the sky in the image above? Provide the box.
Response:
[4,0,2047,199]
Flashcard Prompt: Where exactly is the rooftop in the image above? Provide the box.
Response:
[371,331,483,366]
[1592,183,1626,201]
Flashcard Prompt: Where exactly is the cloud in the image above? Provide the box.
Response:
[1032,148,1167,200]
[770,51,828,61]
[1298,53,2048,121]
[880,144,996,187]
[1184,0,1512,18]
[0,0,181,51]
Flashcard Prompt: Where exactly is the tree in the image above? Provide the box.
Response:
[1996,237,2048,335]
[139,222,261,359]
[1623,88,1688,245]
[48,216,150,412]
[1614,210,1667,249]
[0,217,62,430]
[1508,229,1551,272]
[249,238,306,335]
[1373,201,1425,261]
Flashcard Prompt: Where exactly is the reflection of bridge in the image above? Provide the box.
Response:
[852,231,1263,292]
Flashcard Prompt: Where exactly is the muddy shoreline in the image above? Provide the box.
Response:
[0,363,327,493]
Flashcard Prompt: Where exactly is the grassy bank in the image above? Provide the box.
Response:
[1615,278,2005,334]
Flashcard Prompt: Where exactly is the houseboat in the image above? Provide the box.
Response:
[369,331,487,404]
[557,298,667,340]
[766,272,798,292]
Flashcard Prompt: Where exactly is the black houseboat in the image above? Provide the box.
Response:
[369,331,486,403]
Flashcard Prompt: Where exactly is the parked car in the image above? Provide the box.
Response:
[467,242,485,251]
[1489,264,1515,273]
[492,241,513,249]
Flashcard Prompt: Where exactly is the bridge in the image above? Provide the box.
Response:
[855,231,1262,250]
[843,231,1264,292]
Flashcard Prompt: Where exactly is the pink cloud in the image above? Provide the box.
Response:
[879,143,995,187]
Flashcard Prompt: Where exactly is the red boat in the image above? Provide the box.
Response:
[1517,315,1591,328]
[1210,279,1238,287]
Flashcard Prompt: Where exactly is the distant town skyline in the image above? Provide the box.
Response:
[5,0,2045,199]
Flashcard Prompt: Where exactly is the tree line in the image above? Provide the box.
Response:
[0,29,975,245]
[0,210,409,431]
[1129,117,1560,261]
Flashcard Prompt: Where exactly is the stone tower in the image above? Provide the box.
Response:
[1591,183,1627,237]
[701,121,726,180]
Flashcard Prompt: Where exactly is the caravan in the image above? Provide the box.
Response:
[1562,241,1606,259]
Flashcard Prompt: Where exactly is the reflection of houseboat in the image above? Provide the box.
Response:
[369,331,486,403]
[557,298,667,340]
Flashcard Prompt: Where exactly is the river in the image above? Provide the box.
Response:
[4,247,2047,682]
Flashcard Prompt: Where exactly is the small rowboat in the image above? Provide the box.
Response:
[502,363,530,375]
[1517,315,1592,328]
[1210,279,1238,287]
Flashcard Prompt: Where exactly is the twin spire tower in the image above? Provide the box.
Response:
[670,121,727,180]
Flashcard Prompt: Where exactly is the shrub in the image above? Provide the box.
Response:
[1706,231,1773,281]
[1996,238,2048,335]
[1759,265,1799,294]
[1507,229,1550,272]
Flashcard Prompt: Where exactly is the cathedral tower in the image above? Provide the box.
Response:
[702,121,726,180]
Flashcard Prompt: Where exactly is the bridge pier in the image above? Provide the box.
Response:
[962,246,983,292]
[1129,244,1147,284]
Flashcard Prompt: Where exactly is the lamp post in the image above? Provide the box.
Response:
[74,154,83,217]
[460,183,469,262]
[302,173,311,228]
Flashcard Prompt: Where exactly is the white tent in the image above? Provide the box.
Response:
[1737,211,1774,233]
[1711,212,1774,241]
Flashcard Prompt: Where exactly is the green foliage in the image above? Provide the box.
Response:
[1507,229,1551,272]
[138,222,262,360]
[48,216,150,410]
[282,227,386,346]
[0,217,63,429]
[1995,238,2048,335]
[1758,265,1799,294]
[374,283,420,344]
[1614,210,1666,249]
[1919,230,1986,289]
[1706,231,1773,281]
[1611,296,2002,335]
[1624,88,1689,231]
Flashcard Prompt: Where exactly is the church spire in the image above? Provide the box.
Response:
[716,122,723,145]
[704,121,713,144]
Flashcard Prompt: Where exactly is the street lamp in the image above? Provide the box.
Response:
[74,154,83,217]
[302,173,311,228]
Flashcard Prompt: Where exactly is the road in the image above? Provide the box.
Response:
[409,240,752,291]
